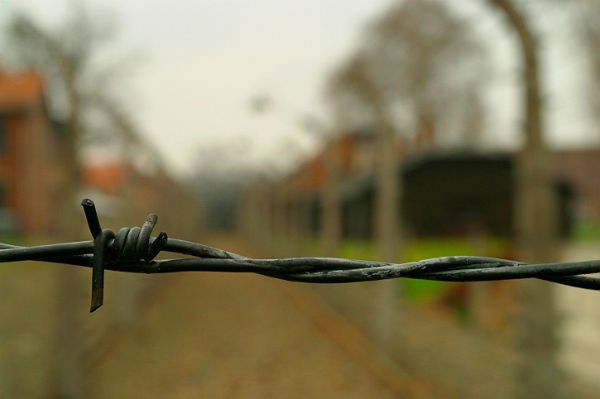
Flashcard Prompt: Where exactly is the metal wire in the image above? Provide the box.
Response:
[2,199,600,312]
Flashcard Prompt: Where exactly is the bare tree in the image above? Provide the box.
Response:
[327,0,488,348]
[328,0,488,261]
[5,7,144,398]
[362,0,488,148]
[486,0,563,398]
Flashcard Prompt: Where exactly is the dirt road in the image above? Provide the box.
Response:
[88,273,415,398]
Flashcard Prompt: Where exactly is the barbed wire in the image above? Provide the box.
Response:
[2,199,599,312]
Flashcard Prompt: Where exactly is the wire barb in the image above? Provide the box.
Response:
[90,229,114,312]
[80,198,167,312]
[0,198,598,313]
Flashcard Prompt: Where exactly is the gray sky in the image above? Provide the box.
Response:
[1,0,596,176]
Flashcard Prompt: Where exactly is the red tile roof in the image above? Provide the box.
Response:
[83,163,130,194]
[0,70,45,111]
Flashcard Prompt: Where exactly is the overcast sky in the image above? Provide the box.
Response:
[1,0,596,176]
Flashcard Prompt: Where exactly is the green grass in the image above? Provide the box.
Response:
[412,239,506,301]
[572,220,600,241]
[310,237,511,302]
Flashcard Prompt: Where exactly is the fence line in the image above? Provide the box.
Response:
[1,199,599,312]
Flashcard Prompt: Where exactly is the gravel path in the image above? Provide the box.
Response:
[88,272,409,398]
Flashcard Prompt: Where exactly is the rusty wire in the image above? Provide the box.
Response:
[1,199,599,312]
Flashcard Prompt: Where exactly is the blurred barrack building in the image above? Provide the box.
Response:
[242,129,591,243]
[0,68,202,238]
[0,69,63,235]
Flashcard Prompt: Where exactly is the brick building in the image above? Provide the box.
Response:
[0,69,63,234]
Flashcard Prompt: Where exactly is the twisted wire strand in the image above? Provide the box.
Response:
[1,199,600,312]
